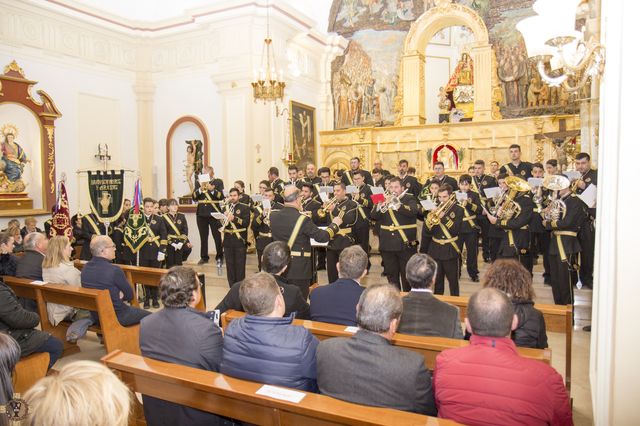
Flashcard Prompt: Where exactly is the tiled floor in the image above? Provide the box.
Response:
[57,251,594,425]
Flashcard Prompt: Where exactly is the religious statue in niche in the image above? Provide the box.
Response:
[445,53,474,121]
[0,124,30,193]
[183,140,203,196]
[433,144,459,170]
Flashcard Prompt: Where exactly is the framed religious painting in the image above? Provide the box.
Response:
[165,116,209,212]
[0,61,61,216]
[289,101,317,170]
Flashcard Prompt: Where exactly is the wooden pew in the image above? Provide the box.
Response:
[220,310,551,370]
[430,294,573,393]
[103,350,457,426]
[13,352,49,393]
[73,261,206,312]
[2,277,140,356]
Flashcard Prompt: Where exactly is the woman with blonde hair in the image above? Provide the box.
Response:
[42,236,93,343]
[482,258,548,349]
[24,360,132,426]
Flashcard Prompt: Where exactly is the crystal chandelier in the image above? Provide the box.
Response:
[516,0,605,93]
[251,2,285,103]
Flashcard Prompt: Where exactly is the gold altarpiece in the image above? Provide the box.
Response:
[320,1,581,178]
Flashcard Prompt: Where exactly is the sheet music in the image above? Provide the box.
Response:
[319,186,334,193]
[211,212,226,220]
[198,174,209,184]
[261,199,271,210]
[318,192,330,203]
[222,189,229,197]
[420,199,436,211]
[251,194,263,202]
[370,186,384,195]
[578,184,597,208]
[527,178,543,188]
[346,185,357,194]
[483,187,501,199]
[455,191,468,201]
[564,170,582,181]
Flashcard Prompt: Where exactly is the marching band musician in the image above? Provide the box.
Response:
[251,187,283,271]
[372,168,385,187]
[304,163,321,184]
[373,159,390,177]
[500,144,533,179]
[484,174,507,263]
[234,180,253,206]
[300,183,323,223]
[418,180,441,255]
[222,188,251,287]
[318,182,359,283]
[140,197,168,309]
[370,176,418,291]
[268,166,286,203]
[314,167,336,270]
[457,175,481,282]
[472,160,497,263]
[573,152,597,290]
[341,157,374,186]
[192,166,225,267]
[80,212,109,260]
[162,199,192,268]
[351,171,373,267]
[529,163,552,284]
[287,165,304,189]
[425,184,464,296]
[423,161,459,192]
[398,159,421,196]
[271,186,343,299]
[486,176,534,273]
[542,178,588,305]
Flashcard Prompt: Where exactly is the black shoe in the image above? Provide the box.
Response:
[197,258,208,265]
[471,276,480,282]
[583,325,591,332]
[316,265,326,271]
[152,299,160,309]
[143,300,150,309]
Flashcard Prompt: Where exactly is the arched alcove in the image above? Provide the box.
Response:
[400,0,492,125]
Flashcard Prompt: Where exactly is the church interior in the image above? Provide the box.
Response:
[0,0,638,425]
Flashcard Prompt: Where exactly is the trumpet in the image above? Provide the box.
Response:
[378,189,408,213]
[426,195,456,227]
[321,196,339,213]
[570,171,588,193]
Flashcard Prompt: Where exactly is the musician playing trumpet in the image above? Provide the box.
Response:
[251,187,283,271]
[425,184,464,296]
[542,177,587,305]
[318,183,358,283]
[371,177,418,291]
[222,188,251,287]
[351,171,374,267]
[573,152,597,290]
[486,175,534,272]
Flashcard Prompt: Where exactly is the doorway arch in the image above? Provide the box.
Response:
[400,0,492,125]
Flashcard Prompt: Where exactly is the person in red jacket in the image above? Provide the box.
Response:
[434,288,572,426]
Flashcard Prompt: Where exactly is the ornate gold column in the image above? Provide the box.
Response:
[471,44,492,121]
[401,52,426,126]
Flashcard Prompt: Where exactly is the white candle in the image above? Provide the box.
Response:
[492,129,496,146]
[377,136,380,152]
[396,139,400,151]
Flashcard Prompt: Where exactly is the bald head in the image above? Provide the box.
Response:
[466,288,516,338]
[90,236,115,260]
[282,185,300,204]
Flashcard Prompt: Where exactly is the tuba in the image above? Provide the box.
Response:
[494,176,531,220]
[542,175,570,221]
[426,195,456,227]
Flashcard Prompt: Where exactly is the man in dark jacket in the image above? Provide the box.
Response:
[310,245,366,326]
[220,273,319,392]
[216,241,310,320]
[316,284,437,415]
[15,232,48,281]
[397,254,463,339]
[434,288,572,425]
[81,236,151,326]
[0,278,63,369]
[140,266,223,426]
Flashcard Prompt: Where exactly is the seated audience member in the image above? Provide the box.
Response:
[0,333,20,408]
[0,232,18,276]
[81,236,151,326]
[483,259,548,349]
[397,254,463,338]
[15,232,48,281]
[216,241,310,319]
[0,277,63,369]
[20,217,42,239]
[434,288,572,425]
[140,266,223,426]
[309,245,367,326]
[42,236,94,343]
[1,219,19,233]
[24,360,132,426]
[221,272,319,392]
[317,284,437,415]
[6,226,23,254]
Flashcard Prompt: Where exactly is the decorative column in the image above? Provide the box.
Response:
[471,44,493,122]
[401,52,426,126]
[133,72,155,193]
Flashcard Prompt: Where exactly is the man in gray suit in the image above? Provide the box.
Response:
[397,254,463,338]
[316,284,437,415]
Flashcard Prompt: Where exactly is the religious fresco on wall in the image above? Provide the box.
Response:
[328,0,578,129]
